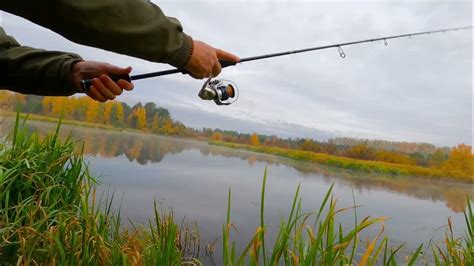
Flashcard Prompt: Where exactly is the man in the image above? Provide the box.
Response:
[0,0,240,102]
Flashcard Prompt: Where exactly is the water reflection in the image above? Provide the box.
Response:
[2,119,471,213]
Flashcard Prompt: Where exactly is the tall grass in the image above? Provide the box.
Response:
[0,114,198,265]
[0,115,472,265]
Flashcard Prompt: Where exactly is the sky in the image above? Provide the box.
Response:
[1,0,472,147]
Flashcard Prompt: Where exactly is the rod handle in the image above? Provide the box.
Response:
[220,59,238,68]
[80,74,132,92]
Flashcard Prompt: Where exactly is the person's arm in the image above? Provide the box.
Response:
[0,27,134,99]
[0,27,82,96]
[1,0,240,78]
[1,0,193,68]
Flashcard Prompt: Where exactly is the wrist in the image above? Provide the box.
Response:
[162,33,194,68]
[70,60,86,93]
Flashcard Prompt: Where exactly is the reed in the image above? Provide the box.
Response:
[0,114,196,265]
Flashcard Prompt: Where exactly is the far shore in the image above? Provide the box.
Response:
[1,110,471,183]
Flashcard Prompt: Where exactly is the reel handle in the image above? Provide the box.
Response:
[80,74,132,92]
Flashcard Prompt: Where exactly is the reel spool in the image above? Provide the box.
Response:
[198,77,239,105]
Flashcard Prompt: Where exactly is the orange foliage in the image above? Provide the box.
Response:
[442,144,473,178]
[211,132,223,141]
[250,133,260,146]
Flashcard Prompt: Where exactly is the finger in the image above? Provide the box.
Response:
[117,80,134,91]
[104,64,132,75]
[188,72,201,79]
[204,64,213,78]
[211,61,222,77]
[87,86,107,102]
[216,49,240,63]
[100,75,123,96]
[92,78,116,100]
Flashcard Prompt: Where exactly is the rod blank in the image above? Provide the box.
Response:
[129,25,472,81]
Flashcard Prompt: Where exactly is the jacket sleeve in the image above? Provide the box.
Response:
[0,27,83,96]
[1,0,193,68]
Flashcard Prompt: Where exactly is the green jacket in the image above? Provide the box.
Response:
[1,0,193,96]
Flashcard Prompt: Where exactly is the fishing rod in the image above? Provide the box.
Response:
[81,25,472,105]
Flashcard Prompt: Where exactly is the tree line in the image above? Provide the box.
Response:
[1,91,471,176]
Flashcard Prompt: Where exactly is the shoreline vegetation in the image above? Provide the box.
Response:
[208,141,473,183]
[0,116,472,265]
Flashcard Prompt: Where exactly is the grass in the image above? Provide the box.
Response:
[0,114,198,265]
[209,140,473,182]
[0,110,126,132]
[0,115,472,265]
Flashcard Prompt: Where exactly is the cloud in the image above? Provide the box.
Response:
[1,0,471,146]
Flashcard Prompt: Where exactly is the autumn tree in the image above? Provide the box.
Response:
[0,91,14,110]
[151,113,160,133]
[374,150,416,165]
[136,107,147,129]
[115,102,124,126]
[86,98,100,123]
[250,133,260,146]
[41,97,53,115]
[127,104,147,130]
[103,102,114,125]
[442,144,473,178]
[211,132,223,141]
[428,149,448,168]
[343,143,375,160]
[161,118,176,135]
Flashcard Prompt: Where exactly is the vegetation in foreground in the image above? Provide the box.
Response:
[0,117,473,265]
[2,91,473,180]
[209,141,473,182]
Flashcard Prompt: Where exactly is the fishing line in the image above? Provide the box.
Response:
[80,25,472,105]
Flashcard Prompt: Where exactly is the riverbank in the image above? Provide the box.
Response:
[209,141,473,183]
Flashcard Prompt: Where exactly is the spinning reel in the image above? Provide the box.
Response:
[198,77,239,105]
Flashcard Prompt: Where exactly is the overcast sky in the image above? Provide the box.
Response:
[1,0,472,146]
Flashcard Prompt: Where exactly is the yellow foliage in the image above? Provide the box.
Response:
[375,150,416,166]
[42,97,53,114]
[86,98,100,123]
[115,103,124,123]
[0,91,14,110]
[103,102,114,125]
[151,113,160,133]
[250,133,260,146]
[211,132,223,141]
[442,144,473,178]
[135,107,147,130]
